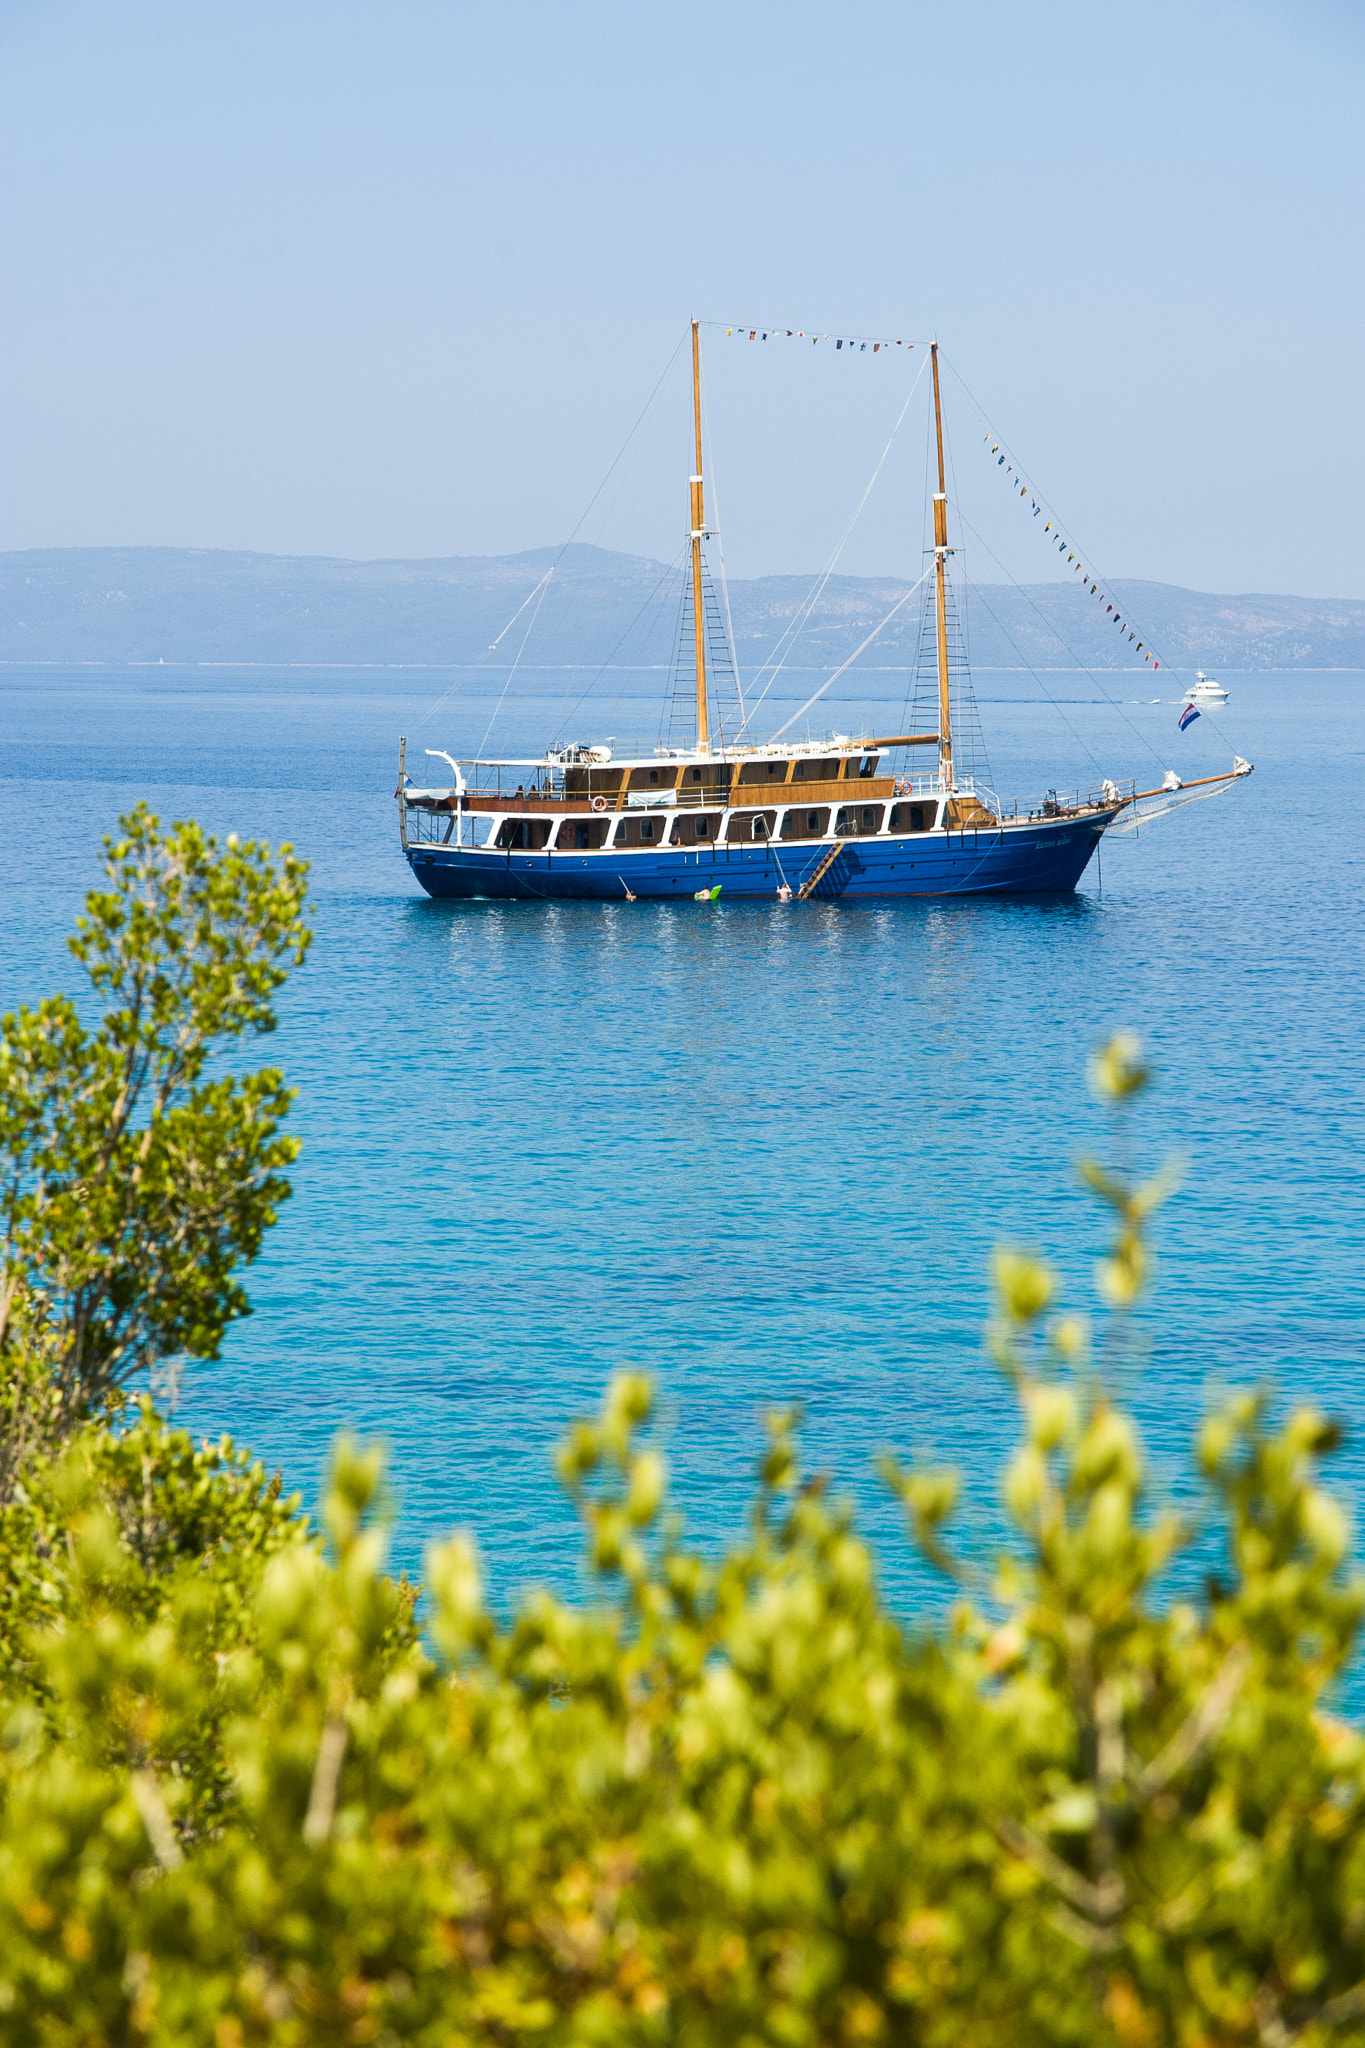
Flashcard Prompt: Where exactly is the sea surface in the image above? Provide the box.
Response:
[2,660,1363,1626]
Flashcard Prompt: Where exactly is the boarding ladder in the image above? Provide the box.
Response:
[798,839,850,900]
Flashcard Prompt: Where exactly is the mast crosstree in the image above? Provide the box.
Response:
[931,342,955,793]
[903,344,991,791]
[690,319,710,752]
[668,319,742,752]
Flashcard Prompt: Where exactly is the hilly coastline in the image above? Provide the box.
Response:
[4,544,1363,673]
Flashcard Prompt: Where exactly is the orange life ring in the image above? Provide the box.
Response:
[591,796,608,812]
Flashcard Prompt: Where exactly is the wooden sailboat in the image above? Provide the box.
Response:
[397,323,1252,901]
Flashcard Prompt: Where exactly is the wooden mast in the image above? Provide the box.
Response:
[930,343,954,792]
[689,319,710,751]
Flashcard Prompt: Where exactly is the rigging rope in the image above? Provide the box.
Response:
[770,568,931,739]
[738,352,931,734]
[929,375,1240,780]
[948,502,1169,772]
[1107,777,1241,836]
[475,570,554,759]
[950,577,1104,773]
[699,354,745,725]
[941,354,1176,681]
[552,543,689,743]
[409,330,688,741]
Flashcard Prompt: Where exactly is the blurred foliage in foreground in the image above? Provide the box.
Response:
[2,822,1365,2045]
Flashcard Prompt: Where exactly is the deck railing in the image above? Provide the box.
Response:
[997,780,1136,821]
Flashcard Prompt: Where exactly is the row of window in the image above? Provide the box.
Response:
[493,800,940,853]
[622,756,881,792]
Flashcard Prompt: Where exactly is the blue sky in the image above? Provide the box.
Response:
[2,0,1361,594]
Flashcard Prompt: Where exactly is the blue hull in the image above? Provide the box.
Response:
[403,814,1116,902]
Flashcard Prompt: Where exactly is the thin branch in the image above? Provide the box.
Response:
[302,1718,349,1845]
[994,1815,1125,1922]
[1046,1902,1122,1955]
[1132,1644,1252,1803]
[1310,1981,1365,2031]
[130,1767,184,1872]
[1096,1677,1127,1793]
[1258,1977,1365,2047]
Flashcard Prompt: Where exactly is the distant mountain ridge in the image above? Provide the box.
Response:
[4,544,1363,672]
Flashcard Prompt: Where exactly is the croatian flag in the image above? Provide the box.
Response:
[1177,702,1201,732]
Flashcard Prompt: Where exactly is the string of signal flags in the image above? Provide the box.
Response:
[713,320,917,353]
[980,431,1164,671]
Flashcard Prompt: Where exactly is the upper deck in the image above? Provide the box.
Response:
[410,732,936,815]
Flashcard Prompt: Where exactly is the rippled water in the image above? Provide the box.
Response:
[2,661,1362,1615]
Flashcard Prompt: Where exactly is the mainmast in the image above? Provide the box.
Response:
[930,343,955,792]
[689,318,710,752]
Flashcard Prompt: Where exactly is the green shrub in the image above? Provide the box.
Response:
[0,802,310,1487]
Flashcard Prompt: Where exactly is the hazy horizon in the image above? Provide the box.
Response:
[5,539,1363,609]
[9,542,1364,676]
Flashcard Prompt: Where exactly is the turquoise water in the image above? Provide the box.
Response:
[2,661,1363,1611]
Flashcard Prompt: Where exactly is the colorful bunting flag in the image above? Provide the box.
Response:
[720,321,915,352]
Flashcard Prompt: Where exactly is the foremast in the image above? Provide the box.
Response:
[689,318,710,752]
[930,343,955,793]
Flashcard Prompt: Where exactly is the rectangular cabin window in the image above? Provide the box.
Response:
[807,810,819,831]
[861,806,877,831]
[726,809,775,844]
[641,818,655,841]
[496,820,532,850]
[649,769,659,784]
[672,812,719,846]
[574,823,590,850]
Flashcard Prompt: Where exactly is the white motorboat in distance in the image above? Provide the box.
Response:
[1187,671,1230,707]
